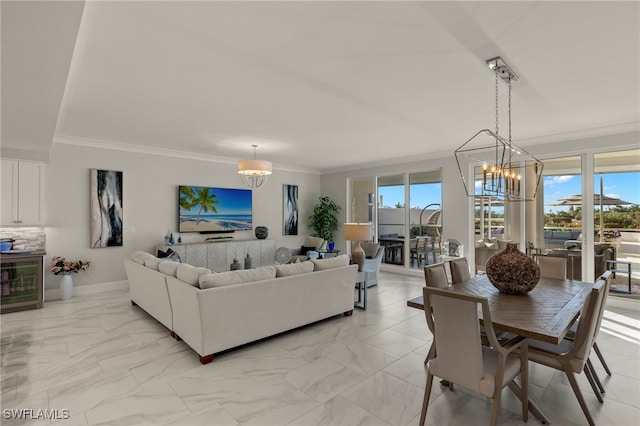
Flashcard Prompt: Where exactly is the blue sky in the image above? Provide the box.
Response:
[544,172,640,213]
[378,172,639,212]
[379,183,442,209]
[179,186,252,215]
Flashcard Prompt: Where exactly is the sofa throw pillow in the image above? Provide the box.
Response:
[311,254,350,271]
[177,263,211,287]
[300,245,316,256]
[144,258,161,271]
[132,251,156,265]
[158,260,179,277]
[303,236,324,250]
[199,266,277,289]
[275,261,314,277]
[157,248,181,263]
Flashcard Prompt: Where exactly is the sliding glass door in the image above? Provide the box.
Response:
[349,169,442,271]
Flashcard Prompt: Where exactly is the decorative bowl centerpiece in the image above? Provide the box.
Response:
[485,243,540,294]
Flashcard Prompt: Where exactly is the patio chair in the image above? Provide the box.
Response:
[420,286,529,426]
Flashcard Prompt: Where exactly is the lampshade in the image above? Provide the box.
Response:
[237,160,273,176]
[344,223,372,241]
[237,145,272,189]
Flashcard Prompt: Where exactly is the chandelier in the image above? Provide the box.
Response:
[237,144,272,189]
[455,57,543,202]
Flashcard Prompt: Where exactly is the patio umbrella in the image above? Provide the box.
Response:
[549,192,635,242]
[549,194,635,206]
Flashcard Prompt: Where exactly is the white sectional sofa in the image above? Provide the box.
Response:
[125,251,358,364]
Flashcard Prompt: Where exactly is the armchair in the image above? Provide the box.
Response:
[360,242,384,287]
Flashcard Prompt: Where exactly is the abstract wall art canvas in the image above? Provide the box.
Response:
[283,184,298,235]
[90,169,123,248]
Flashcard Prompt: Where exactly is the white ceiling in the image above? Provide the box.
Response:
[2,1,639,172]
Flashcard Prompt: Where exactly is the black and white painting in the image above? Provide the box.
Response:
[283,184,298,235]
[90,169,123,248]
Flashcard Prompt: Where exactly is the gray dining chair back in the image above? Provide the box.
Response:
[449,257,471,284]
[423,263,448,289]
[420,286,529,426]
[527,278,606,426]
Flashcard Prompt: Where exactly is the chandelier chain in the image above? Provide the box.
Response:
[494,65,499,137]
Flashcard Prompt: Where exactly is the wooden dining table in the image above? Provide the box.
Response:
[407,273,594,344]
[407,274,594,423]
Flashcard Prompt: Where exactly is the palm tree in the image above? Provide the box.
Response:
[180,186,220,224]
[179,186,196,210]
[193,187,220,224]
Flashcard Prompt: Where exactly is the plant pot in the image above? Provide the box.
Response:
[486,243,540,294]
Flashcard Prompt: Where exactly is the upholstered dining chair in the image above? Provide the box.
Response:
[536,254,569,280]
[526,277,607,426]
[423,262,449,289]
[420,286,529,426]
[566,270,613,398]
[449,257,471,284]
[422,263,450,369]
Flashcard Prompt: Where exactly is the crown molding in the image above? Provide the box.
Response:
[53,135,320,175]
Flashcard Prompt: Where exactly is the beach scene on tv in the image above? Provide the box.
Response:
[179,186,252,232]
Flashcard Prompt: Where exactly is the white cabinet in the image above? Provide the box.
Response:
[1,159,45,226]
[156,239,276,272]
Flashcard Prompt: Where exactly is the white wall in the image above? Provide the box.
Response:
[44,142,321,291]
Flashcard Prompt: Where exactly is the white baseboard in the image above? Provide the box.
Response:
[45,280,129,301]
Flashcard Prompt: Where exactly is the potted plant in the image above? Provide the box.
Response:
[309,196,341,244]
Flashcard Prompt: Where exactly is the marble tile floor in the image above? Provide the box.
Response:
[1,272,639,426]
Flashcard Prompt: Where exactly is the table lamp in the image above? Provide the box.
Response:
[344,223,372,271]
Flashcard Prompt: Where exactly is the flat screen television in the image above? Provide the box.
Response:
[178,185,252,233]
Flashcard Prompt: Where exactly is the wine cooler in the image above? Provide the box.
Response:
[1,252,44,314]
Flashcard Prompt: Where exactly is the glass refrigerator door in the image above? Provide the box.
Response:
[1,256,43,313]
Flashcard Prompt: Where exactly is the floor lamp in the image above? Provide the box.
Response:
[344,223,372,271]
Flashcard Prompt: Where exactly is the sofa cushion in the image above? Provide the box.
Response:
[552,231,573,240]
[311,254,350,271]
[199,266,277,289]
[177,263,212,287]
[144,257,161,271]
[158,260,179,277]
[131,251,156,265]
[275,261,314,277]
[304,236,324,250]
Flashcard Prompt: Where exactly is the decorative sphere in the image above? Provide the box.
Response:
[486,243,540,294]
[255,226,269,239]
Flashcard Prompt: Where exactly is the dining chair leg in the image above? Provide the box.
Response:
[565,369,596,426]
[587,358,605,394]
[584,362,604,403]
[424,343,435,366]
[419,372,434,426]
[593,342,612,376]
[489,375,504,426]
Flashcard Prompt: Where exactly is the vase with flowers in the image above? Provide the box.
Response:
[49,256,91,300]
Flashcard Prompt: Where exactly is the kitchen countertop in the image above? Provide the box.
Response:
[0,249,46,258]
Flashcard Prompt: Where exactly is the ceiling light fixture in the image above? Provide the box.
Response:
[455,57,543,202]
[237,144,272,189]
